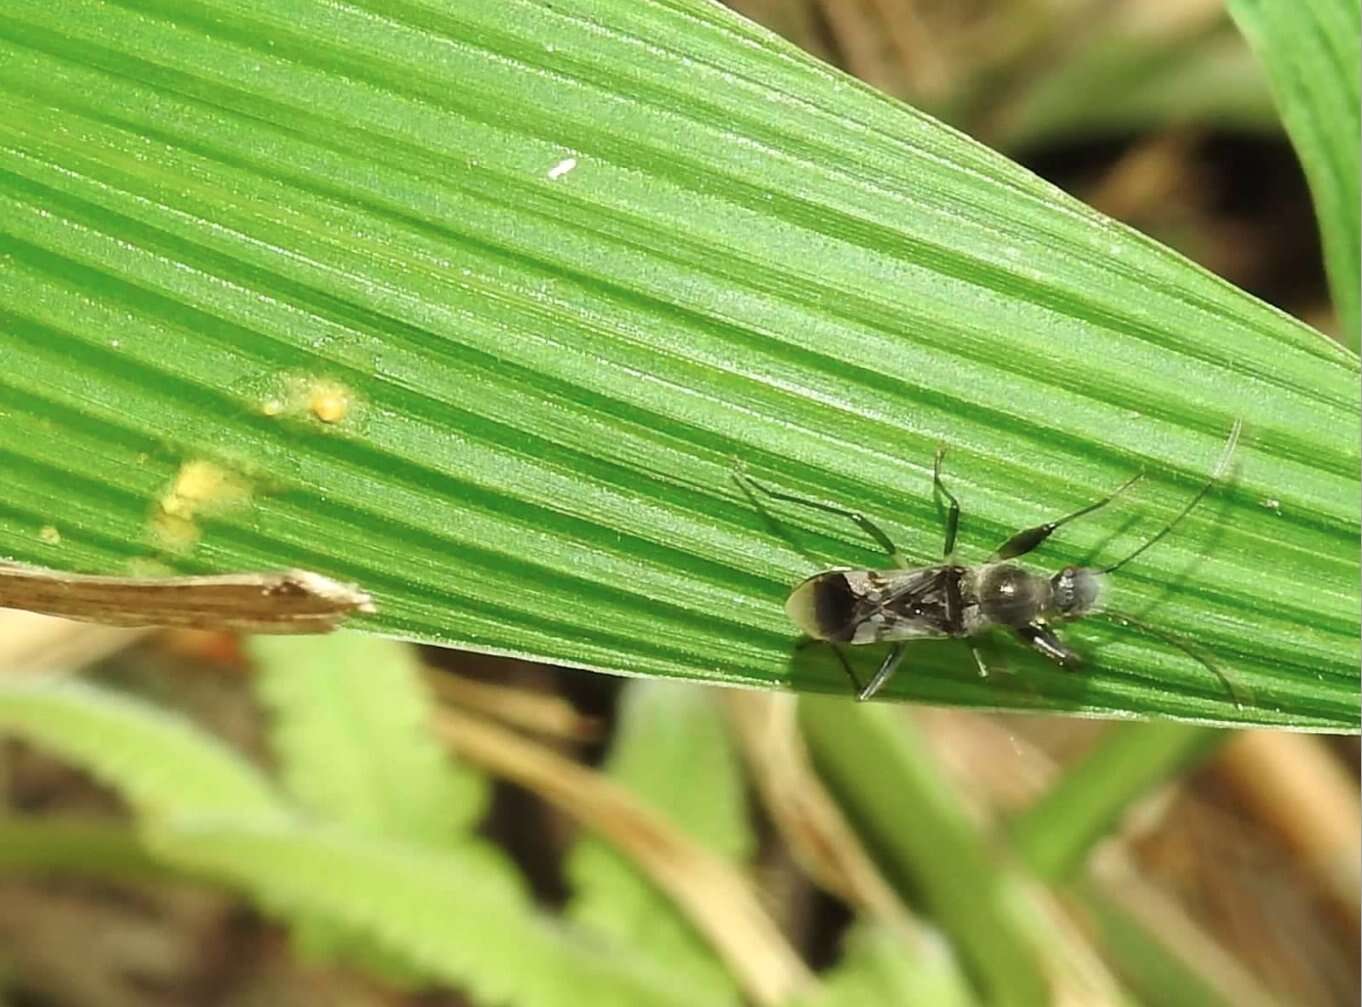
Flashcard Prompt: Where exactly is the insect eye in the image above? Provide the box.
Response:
[1050,567,1082,612]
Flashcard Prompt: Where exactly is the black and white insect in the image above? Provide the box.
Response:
[739,421,1242,705]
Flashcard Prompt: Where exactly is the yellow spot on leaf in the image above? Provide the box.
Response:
[308,381,352,424]
[258,375,355,426]
[151,460,253,553]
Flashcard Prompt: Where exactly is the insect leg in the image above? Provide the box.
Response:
[933,446,961,558]
[857,643,907,701]
[1016,622,1080,665]
[1102,419,1242,575]
[735,472,906,567]
[966,641,990,678]
[827,644,867,697]
[1101,610,1245,710]
[992,472,1142,561]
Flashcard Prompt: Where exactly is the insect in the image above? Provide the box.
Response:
[739,421,1242,705]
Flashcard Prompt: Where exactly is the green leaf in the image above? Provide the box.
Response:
[0,818,173,882]
[151,816,692,1007]
[250,632,491,982]
[567,681,749,1004]
[251,633,487,842]
[1000,26,1279,148]
[1228,0,1362,346]
[0,677,281,818]
[792,924,976,1007]
[0,2,1355,729]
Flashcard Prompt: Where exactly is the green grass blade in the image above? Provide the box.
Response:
[799,696,1051,1007]
[567,681,750,1004]
[1009,723,1224,880]
[1228,0,1362,346]
[0,2,1355,729]
[1000,26,1279,147]
[0,677,282,818]
[800,697,1139,1004]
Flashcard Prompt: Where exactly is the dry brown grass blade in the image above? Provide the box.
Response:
[813,0,906,93]
[1214,731,1361,933]
[424,671,603,743]
[1087,845,1279,1007]
[0,563,372,634]
[433,704,814,1006]
[863,0,953,98]
[725,692,918,931]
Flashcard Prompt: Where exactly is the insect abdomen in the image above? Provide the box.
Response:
[784,571,860,642]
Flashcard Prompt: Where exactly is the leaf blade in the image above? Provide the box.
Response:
[0,677,281,818]
[251,633,487,843]
[1228,0,1362,347]
[152,816,695,1007]
[0,1,1355,729]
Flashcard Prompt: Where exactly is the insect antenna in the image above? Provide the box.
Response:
[1101,610,1245,710]
[1102,419,1242,575]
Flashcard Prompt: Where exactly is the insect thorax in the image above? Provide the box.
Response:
[966,563,1055,629]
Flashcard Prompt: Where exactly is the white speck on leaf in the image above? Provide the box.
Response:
[547,157,577,181]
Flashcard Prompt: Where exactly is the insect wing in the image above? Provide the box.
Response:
[844,567,955,644]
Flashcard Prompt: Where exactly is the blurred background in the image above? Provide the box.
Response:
[1,1,1356,1005]
[730,0,1339,337]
